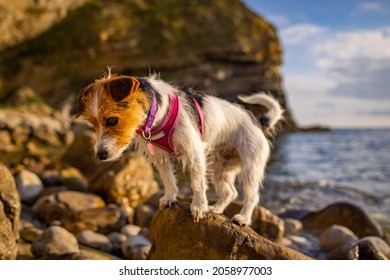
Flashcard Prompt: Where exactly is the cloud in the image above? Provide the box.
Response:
[280,23,328,45]
[311,27,390,99]
[358,2,383,12]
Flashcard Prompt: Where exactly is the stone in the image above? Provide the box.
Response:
[31,226,79,258]
[0,106,74,170]
[61,204,127,234]
[147,202,311,260]
[300,202,383,238]
[134,204,157,228]
[0,164,21,237]
[121,224,142,236]
[39,169,62,187]
[19,219,43,242]
[319,225,358,251]
[61,129,159,221]
[0,163,21,260]
[212,200,285,243]
[107,232,127,256]
[15,169,44,204]
[121,235,152,260]
[328,236,390,260]
[355,237,390,260]
[283,218,303,236]
[32,190,105,224]
[60,167,89,192]
[77,230,113,253]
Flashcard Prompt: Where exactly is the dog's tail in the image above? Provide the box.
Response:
[238,92,284,133]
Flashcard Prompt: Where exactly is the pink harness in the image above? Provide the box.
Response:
[136,91,204,156]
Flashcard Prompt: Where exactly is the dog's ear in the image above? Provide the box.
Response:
[104,77,140,102]
[75,85,91,118]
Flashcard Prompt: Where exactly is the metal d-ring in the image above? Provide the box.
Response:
[142,130,152,141]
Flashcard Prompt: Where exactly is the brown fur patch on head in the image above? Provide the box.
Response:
[77,76,150,158]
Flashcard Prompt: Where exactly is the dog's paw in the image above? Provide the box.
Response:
[159,196,177,210]
[232,214,250,226]
[190,202,208,222]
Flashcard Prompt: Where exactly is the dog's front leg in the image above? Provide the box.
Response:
[155,159,178,209]
[187,150,209,222]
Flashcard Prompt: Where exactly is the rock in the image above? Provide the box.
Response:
[59,167,89,192]
[31,226,79,258]
[61,129,159,221]
[0,164,21,237]
[77,230,113,253]
[0,163,21,260]
[300,202,383,238]
[134,204,156,228]
[327,243,359,260]
[79,245,121,260]
[213,200,285,243]
[19,219,43,243]
[0,105,74,170]
[147,202,311,260]
[328,236,390,260]
[33,190,105,224]
[121,224,142,237]
[61,204,127,234]
[283,218,303,236]
[122,235,152,260]
[39,169,62,187]
[107,232,127,256]
[355,237,390,260]
[15,169,44,204]
[319,225,358,251]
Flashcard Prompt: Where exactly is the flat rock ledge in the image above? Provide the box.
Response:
[147,202,311,260]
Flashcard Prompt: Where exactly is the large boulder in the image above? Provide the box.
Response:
[300,202,383,238]
[0,163,21,260]
[147,202,311,260]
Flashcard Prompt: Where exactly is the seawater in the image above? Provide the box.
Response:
[266,128,390,227]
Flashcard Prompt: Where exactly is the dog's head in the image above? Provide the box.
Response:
[76,75,150,161]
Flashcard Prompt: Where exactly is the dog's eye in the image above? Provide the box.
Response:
[106,117,118,127]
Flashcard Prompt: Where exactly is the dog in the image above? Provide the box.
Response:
[76,72,283,226]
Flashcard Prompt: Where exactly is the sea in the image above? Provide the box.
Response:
[264,128,390,228]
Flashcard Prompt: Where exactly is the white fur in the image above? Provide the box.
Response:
[134,77,283,225]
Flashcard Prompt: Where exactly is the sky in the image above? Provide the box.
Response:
[243,0,390,128]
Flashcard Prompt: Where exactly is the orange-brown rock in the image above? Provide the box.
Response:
[147,202,311,260]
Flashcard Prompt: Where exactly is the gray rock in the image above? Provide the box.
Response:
[77,230,112,253]
[319,225,358,251]
[121,235,151,260]
[15,169,44,204]
[328,236,390,260]
[31,226,79,258]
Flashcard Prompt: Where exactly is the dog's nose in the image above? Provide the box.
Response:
[97,150,108,160]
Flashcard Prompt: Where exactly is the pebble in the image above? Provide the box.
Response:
[60,167,89,192]
[77,230,113,253]
[15,169,44,204]
[121,224,142,236]
[283,218,303,236]
[121,235,151,260]
[319,225,358,251]
[31,226,79,258]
